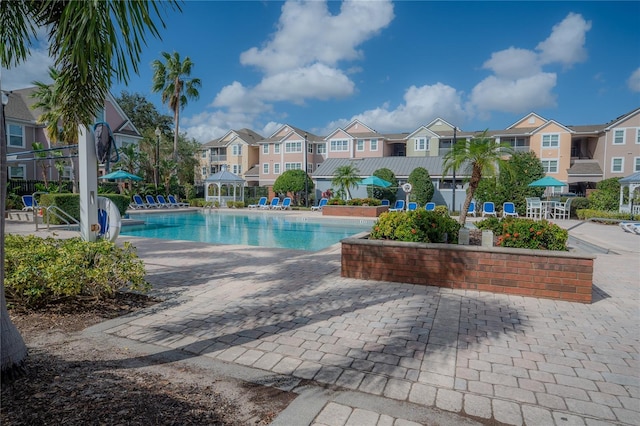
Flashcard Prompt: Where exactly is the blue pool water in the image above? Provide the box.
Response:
[121,211,373,251]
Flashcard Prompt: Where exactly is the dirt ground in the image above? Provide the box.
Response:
[1,293,297,426]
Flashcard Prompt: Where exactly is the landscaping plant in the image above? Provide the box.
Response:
[370,210,461,244]
[477,217,568,250]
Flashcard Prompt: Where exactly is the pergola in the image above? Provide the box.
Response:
[204,168,245,207]
[619,172,640,215]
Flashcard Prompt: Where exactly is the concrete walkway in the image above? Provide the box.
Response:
[6,214,640,425]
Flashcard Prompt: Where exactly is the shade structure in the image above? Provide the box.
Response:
[359,176,391,188]
[528,176,565,187]
[99,170,143,181]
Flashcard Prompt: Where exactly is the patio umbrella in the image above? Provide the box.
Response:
[359,176,391,188]
[99,170,143,181]
[528,176,565,199]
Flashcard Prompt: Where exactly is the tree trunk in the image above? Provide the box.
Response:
[1,84,28,376]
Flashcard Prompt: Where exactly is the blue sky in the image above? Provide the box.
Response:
[3,1,639,143]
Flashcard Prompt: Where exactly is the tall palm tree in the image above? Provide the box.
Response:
[151,51,201,162]
[332,163,361,200]
[443,130,513,225]
[1,0,179,377]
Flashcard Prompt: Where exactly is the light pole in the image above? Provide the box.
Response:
[154,127,161,191]
[304,133,309,207]
[452,126,457,212]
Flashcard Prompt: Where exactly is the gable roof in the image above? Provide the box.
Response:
[604,107,640,131]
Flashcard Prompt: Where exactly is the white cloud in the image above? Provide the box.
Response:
[628,67,640,92]
[536,12,591,67]
[483,48,541,79]
[2,47,55,90]
[469,74,557,114]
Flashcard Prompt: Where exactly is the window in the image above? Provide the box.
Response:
[285,141,302,153]
[414,137,428,151]
[317,143,326,154]
[274,144,280,154]
[541,134,559,148]
[308,144,313,154]
[613,129,625,145]
[201,151,207,158]
[263,163,269,174]
[262,144,269,154]
[232,145,242,156]
[370,139,378,151]
[330,139,348,152]
[611,157,624,173]
[541,160,558,173]
[202,167,207,176]
[273,163,281,174]
[61,166,72,180]
[356,139,364,151]
[232,164,242,174]
[307,163,313,173]
[635,157,640,173]
[285,162,302,171]
[8,165,25,179]
[8,124,24,148]
[636,129,640,144]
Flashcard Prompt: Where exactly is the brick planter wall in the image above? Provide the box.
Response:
[341,235,594,303]
[322,205,389,218]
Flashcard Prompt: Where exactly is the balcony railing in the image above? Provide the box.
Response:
[209,155,227,162]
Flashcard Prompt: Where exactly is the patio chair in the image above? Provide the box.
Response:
[467,201,476,217]
[21,195,37,211]
[482,202,497,217]
[526,197,542,219]
[407,202,418,211]
[381,199,390,206]
[425,202,435,211]
[389,200,405,212]
[167,194,190,207]
[145,195,161,208]
[156,194,172,208]
[311,198,328,211]
[502,202,519,218]
[620,222,640,235]
[129,194,148,209]
[266,197,280,209]
[249,196,268,209]
[552,198,572,220]
[274,197,291,210]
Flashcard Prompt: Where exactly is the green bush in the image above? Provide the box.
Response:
[433,205,449,216]
[570,197,590,219]
[38,193,129,224]
[576,209,633,221]
[370,210,461,244]
[188,198,208,207]
[346,198,381,206]
[475,217,502,234]
[497,218,568,251]
[588,178,620,211]
[4,235,149,309]
[328,197,346,205]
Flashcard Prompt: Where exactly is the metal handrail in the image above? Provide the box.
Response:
[32,191,48,231]
[44,205,80,231]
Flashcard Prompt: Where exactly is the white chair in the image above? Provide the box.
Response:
[526,197,542,219]
[552,198,572,220]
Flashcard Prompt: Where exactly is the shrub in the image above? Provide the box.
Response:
[188,198,208,207]
[346,198,381,206]
[588,178,620,211]
[433,205,449,216]
[475,217,502,234]
[328,198,346,205]
[570,197,590,219]
[497,218,568,251]
[370,210,461,244]
[576,209,633,221]
[5,235,149,309]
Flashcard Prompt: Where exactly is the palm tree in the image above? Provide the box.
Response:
[332,163,361,200]
[151,51,201,162]
[1,0,179,377]
[443,130,513,225]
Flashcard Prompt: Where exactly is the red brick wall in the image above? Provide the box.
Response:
[341,238,594,303]
[322,205,389,217]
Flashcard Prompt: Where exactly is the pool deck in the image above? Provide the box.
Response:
[5,210,640,426]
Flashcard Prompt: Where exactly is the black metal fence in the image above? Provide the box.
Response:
[7,179,74,196]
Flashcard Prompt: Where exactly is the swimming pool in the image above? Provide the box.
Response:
[121,211,373,251]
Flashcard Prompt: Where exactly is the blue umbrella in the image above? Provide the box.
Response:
[359,176,391,187]
[528,176,565,187]
[99,170,143,181]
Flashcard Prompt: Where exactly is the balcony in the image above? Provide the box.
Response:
[209,155,227,163]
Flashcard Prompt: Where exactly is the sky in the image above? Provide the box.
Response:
[3,1,640,144]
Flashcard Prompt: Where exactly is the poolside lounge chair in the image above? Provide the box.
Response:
[22,195,37,211]
[389,200,405,212]
[502,202,519,218]
[425,202,435,211]
[273,197,291,210]
[467,201,476,217]
[167,194,190,208]
[619,222,640,235]
[145,195,161,208]
[266,197,280,209]
[130,194,148,209]
[482,202,497,217]
[381,199,390,206]
[311,198,328,211]
[407,202,418,211]
[156,194,172,208]
[249,197,268,209]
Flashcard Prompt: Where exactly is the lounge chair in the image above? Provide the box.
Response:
[381,199,390,206]
[552,198,572,220]
[425,202,435,211]
[145,195,161,208]
[620,222,640,235]
[167,194,190,208]
[311,198,328,211]
[22,195,37,211]
[482,202,497,217]
[389,200,405,212]
[407,202,418,211]
[467,201,476,217]
[130,194,148,209]
[266,197,280,209]
[249,197,268,209]
[156,194,172,208]
[502,202,519,218]
[273,197,291,210]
